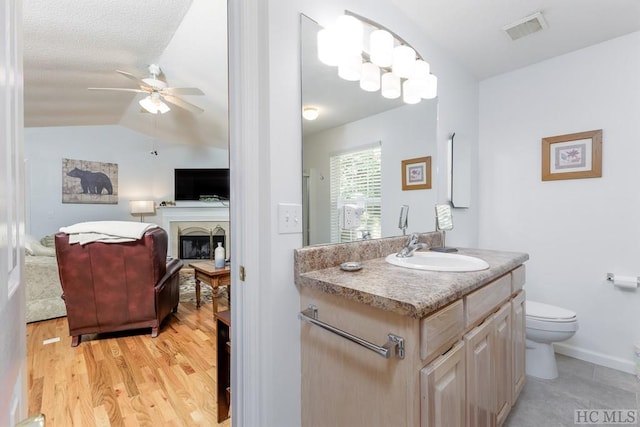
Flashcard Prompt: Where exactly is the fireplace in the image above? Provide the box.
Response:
[157,204,230,259]
[178,226,226,260]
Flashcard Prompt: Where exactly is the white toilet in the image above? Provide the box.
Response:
[525,300,579,379]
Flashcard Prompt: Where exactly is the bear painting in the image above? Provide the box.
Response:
[66,168,113,195]
[62,159,118,204]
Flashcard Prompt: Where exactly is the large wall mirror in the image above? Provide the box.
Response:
[301,14,439,246]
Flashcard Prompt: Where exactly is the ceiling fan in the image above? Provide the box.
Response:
[88,64,204,114]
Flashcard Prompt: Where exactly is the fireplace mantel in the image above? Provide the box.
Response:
[158,204,230,258]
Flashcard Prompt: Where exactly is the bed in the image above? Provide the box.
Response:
[24,235,66,323]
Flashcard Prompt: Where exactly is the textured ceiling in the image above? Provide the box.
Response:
[23,0,229,149]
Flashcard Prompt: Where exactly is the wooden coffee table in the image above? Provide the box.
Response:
[188,261,231,313]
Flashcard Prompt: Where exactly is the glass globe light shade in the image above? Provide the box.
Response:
[317,27,339,66]
[423,74,438,99]
[360,62,380,92]
[392,45,416,78]
[370,29,393,68]
[338,53,362,81]
[403,80,422,104]
[381,72,401,99]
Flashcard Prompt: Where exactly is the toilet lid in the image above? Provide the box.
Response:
[527,300,576,321]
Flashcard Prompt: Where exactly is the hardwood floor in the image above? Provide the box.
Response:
[26,299,231,427]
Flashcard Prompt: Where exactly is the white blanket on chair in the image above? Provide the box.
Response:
[60,221,159,245]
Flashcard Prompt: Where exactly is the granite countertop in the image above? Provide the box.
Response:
[296,247,529,319]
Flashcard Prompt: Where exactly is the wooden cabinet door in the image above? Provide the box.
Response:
[464,317,494,427]
[493,303,512,427]
[511,291,526,402]
[421,341,466,427]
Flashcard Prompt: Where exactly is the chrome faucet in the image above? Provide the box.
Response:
[396,233,427,257]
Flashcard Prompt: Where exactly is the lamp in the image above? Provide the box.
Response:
[129,200,155,222]
[139,92,170,114]
[317,11,437,104]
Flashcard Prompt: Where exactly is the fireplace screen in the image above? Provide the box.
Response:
[179,234,225,260]
[180,235,210,260]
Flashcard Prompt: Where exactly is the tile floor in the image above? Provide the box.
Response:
[505,354,639,426]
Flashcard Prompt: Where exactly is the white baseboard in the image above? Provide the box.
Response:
[554,342,636,375]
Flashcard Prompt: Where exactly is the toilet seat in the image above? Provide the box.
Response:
[526,300,578,332]
[526,300,576,321]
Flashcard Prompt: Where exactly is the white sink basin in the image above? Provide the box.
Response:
[385,251,490,272]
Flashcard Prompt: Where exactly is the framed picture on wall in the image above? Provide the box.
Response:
[541,129,602,181]
[62,158,118,204]
[401,156,432,190]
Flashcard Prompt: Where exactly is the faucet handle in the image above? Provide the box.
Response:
[407,233,419,244]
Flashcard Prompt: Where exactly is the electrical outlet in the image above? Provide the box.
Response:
[278,203,303,234]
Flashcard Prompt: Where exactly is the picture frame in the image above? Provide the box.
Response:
[401,156,432,190]
[541,129,602,181]
[62,158,118,204]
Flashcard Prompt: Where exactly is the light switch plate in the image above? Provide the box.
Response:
[278,203,303,234]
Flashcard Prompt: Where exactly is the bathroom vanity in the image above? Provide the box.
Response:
[295,232,528,427]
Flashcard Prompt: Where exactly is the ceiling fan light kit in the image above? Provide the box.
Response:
[139,93,170,114]
[88,64,205,114]
[317,11,437,105]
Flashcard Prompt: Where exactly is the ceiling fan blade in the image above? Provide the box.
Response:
[88,87,148,94]
[115,70,152,88]
[163,95,205,114]
[163,87,205,96]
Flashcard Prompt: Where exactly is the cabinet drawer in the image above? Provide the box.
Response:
[420,299,464,361]
[511,265,526,293]
[465,274,511,327]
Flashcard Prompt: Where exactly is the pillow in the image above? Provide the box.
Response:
[24,235,38,256]
[24,235,56,257]
[31,242,56,257]
[40,234,55,248]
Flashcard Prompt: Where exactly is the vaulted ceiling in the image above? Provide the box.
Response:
[23,0,228,149]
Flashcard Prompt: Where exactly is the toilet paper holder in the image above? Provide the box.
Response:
[606,273,640,287]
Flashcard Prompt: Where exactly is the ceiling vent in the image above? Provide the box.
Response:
[503,12,548,41]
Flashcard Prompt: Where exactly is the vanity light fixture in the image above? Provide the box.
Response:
[302,106,320,121]
[317,11,437,104]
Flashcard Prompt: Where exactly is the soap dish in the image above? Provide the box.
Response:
[340,261,363,272]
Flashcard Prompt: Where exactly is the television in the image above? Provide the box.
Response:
[174,168,230,201]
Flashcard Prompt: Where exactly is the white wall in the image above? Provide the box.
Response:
[303,101,437,244]
[479,31,640,372]
[233,0,480,425]
[24,125,227,238]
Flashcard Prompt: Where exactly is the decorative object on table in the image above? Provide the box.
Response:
[62,158,118,204]
[401,156,432,190]
[215,242,226,268]
[129,200,156,222]
[541,129,602,181]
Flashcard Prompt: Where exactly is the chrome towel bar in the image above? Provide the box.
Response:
[298,304,405,359]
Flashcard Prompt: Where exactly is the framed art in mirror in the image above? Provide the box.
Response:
[402,156,431,190]
[541,129,602,181]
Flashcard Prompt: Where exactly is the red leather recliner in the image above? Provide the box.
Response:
[55,227,183,346]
